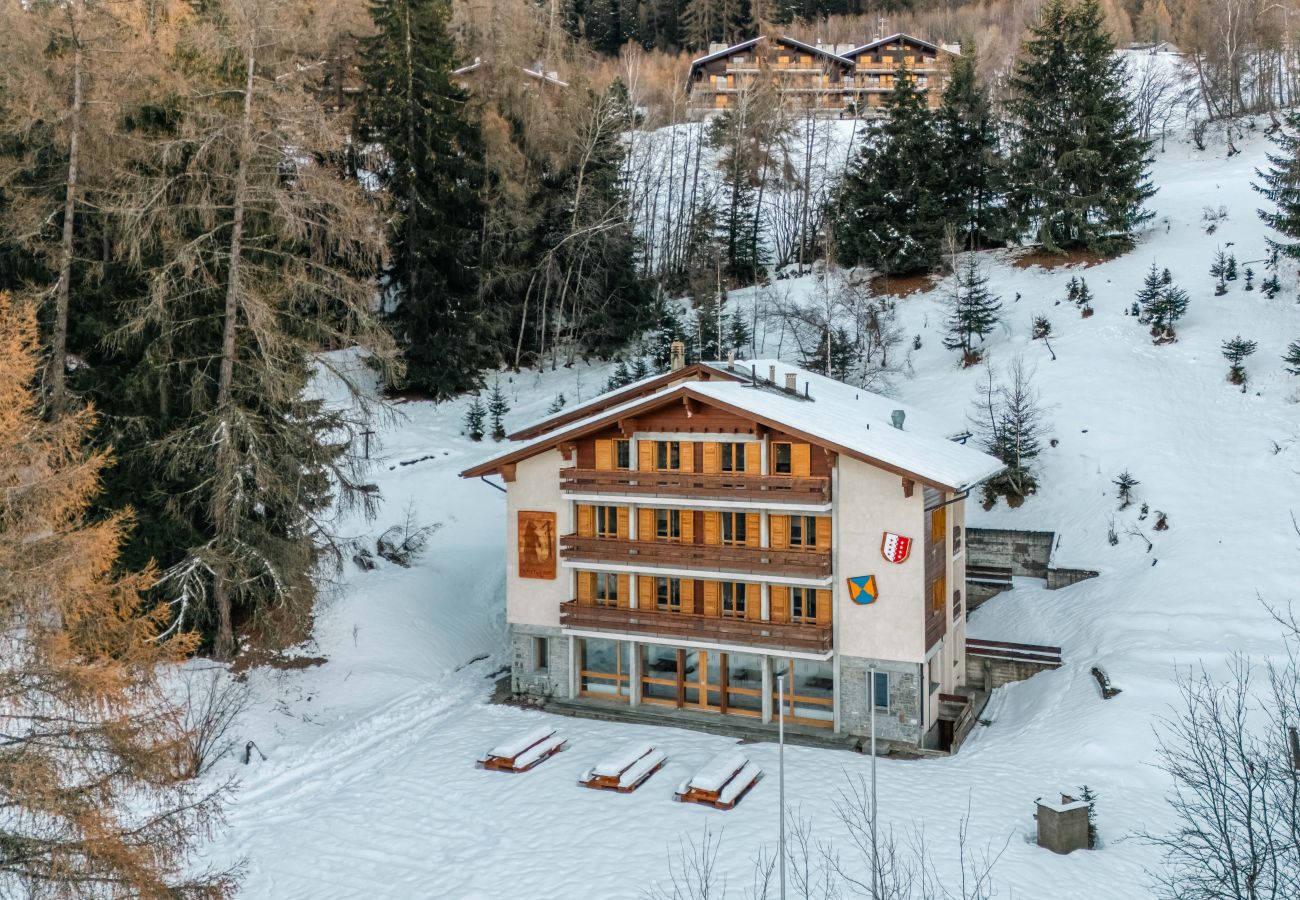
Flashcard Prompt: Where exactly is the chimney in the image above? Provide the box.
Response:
[784,373,797,393]
[768,365,777,383]
[891,409,906,430]
[669,340,686,372]
[727,349,736,367]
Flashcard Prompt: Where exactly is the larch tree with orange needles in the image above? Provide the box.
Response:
[0,292,236,899]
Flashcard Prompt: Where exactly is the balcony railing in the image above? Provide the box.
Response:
[560,600,833,654]
[561,468,831,504]
[560,534,831,579]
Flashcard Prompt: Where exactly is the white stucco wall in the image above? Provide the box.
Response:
[505,449,570,628]
[833,455,927,663]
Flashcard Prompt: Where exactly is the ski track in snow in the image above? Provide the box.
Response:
[201,125,1300,899]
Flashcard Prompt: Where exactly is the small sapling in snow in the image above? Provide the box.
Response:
[1221,335,1258,388]
[1113,471,1139,509]
[1243,267,1255,291]
[1283,339,1300,375]
[547,394,566,414]
[488,379,510,441]
[1226,254,1239,281]
[464,395,486,442]
[1032,316,1052,339]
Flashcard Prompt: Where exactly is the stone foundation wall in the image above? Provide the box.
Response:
[966,528,1054,577]
[509,625,570,700]
[839,656,922,745]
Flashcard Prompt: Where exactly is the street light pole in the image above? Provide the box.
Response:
[869,665,878,900]
[778,672,787,900]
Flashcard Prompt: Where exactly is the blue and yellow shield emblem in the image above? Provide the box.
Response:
[847,575,879,605]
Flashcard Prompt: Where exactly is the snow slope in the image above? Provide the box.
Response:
[202,129,1300,899]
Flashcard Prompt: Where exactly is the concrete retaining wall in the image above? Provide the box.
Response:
[966,653,1059,691]
[966,527,1098,592]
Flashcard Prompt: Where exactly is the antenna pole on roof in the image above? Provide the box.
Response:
[751,364,757,387]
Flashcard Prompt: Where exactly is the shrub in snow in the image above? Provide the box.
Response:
[1261,273,1282,298]
[464,396,486,441]
[1113,471,1139,509]
[1032,316,1052,339]
[547,393,566,414]
[377,507,441,567]
[1283,339,1300,375]
[1221,335,1258,387]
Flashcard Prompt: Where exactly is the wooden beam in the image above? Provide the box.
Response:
[902,477,915,498]
[682,396,697,417]
[500,463,517,483]
[559,442,575,461]
[618,417,638,438]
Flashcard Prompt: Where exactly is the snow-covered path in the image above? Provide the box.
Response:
[204,128,1300,899]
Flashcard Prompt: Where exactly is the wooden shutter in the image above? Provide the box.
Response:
[617,574,631,608]
[678,441,695,473]
[577,504,595,537]
[702,511,720,545]
[638,508,654,542]
[744,442,760,473]
[617,506,630,539]
[702,581,720,617]
[770,514,789,550]
[816,516,832,550]
[770,586,790,623]
[680,578,695,613]
[638,440,654,471]
[745,513,760,547]
[681,510,695,543]
[702,441,719,474]
[815,589,833,625]
[577,571,595,604]
[745,583,761,620]
[638,575,653,609]
[792,443,811,478]
[595,439,614,471]
[931,505,947,544]
[931,576,946,612]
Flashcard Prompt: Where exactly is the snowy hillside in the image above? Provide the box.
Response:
[201,129,1300,899]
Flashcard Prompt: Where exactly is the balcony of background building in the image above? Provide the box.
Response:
[559,534,831,579]
[561,468,831,504]
[560,600,833,654]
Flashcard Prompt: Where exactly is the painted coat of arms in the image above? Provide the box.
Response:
[880,532,913,564]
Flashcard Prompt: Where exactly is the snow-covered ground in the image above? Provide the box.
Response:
[202,128,1300,898]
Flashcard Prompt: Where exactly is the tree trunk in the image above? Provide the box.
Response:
[211,34,257,661]
[50,14,83,415]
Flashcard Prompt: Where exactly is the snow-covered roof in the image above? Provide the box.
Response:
[844,33,948,59]
[465,360,1003,493]
[688,35,855,70]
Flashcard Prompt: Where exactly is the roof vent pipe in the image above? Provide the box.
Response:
[891,410,906,430]
[750,364,758,386]
[785,373,797,393]
[805,381,810,398]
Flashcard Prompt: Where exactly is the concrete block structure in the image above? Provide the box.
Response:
[462,358,1005,752]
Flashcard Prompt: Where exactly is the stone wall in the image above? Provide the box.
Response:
[965,528,1055,577]
[1047,566,1101,590]
[839,656,922,744]
[509,625,570,700]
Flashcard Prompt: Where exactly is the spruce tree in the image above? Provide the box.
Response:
[357,0,486,399]
[1113,470,1139,508]
[937,50,1008,250]
[631,357,651,380]
[1244,267,1255,291]
[835,65,947,276]
[465,396,486,441]
[488,380,510,441]
[1146,280,1189,341]
[1221,335,1258,386]
[1077,278,1095,315]
[943,255,1002,364]
[1226,254,1238,281]
[1254,112,1300,261]
[1135,263,1163,318]
[1006,0,1155,253]
[1283,339,1300,375]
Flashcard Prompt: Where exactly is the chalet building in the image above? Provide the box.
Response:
[453,58,569,91]
[461,357,1005,751]
[685,33,955,117]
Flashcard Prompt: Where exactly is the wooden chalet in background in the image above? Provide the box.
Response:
[453,58,569,92]
[685,33,956,117]
[462,355,1005,752]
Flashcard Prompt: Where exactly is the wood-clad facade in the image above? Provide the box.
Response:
[685,33,953,117]
[463,360,1001,750]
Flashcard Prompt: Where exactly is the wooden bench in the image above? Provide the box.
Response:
[579,742,667,793]
[478,725,567,773]
[674,751,762,810]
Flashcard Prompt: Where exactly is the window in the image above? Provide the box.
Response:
[614,439,630,470]
[772,442,792,475]
[655,441,681,471]
[720,511,747,545]
[791,587,817,623]
[789,515,817,548]
[595,505,619,538]
[952,524,963,553]
[595,572,619,605]
[872,670,889,709]
[655,508,682,541]
[579,638,629,699]
[719,442,742,473]
[721,582,747,617]
[952,589,963,621]
[533,636,549,672]
[656,577,682,612]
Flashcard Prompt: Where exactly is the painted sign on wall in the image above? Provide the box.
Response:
[517,511,557,579]
[847,575,879,605]
[881,532,913,564]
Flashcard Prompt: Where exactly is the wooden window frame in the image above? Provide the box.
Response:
[720,582,746,618]
[791,587,815,623]
[656,441,681,471]
[789,515,817,548]
[595,505,619,539]
[720,511,747,546]
[656,577,682,613]
[952,589,963,621]
[719,442,741,473]
[594,571,619,606]
[614,439,630,470]
[771,441,793,475]
[579,638,629,700]
[655,508,682,541]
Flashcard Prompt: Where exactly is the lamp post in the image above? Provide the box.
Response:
[869,665,878,900]
[778,672,787,900]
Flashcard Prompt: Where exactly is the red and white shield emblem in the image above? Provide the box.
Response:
[881,532,913,564]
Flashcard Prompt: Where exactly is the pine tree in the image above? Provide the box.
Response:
[805,325,858,382]
[1146,281,1190,341]
[1283,339,1300,375]
[357,0,487,399]
[465,396,486,441]
[1065,276,1082,306]
[1253,112,1300,262]
[1225,254,1239,281]
[1006,0,1155,253]
[1221,335,1258,386]
[1244,267,1255,291]
[971,356,1047,505]
[937,50,1008,250]
[1135,263,1163,319]
[943,255,1002,364]
[1077,278,1095,315]
[1113,470,1139,508]
[0,293,234,898]
[695,291,725,360]
[1033,315,1052,339]
[727,310,752,357]
[835,64,948,276]
[650,301,691,372]
[631,357,651,380]
[488,380,510,441]
[1262,274,1282,298]
[547,394,567,414]
[1161,267,1173,285]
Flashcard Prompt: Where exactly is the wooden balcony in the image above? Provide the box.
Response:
[560,600,833,654]
[560,534,831,579]
[561,468,831,504]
